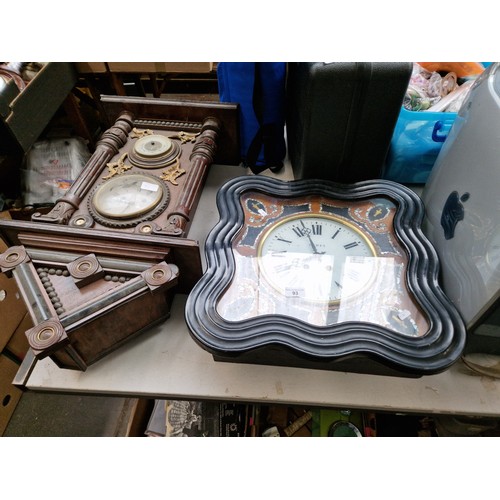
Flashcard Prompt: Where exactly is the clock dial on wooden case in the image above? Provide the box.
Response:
[133,134,173,158]
[92,173,167,219]
[128,133,181,169]
[31,108,224,240]
[0,98,238,373]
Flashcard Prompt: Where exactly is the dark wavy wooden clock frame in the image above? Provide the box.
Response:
[185,176,467,378]
[0,96,239,374]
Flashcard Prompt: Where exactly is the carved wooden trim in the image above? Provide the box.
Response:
[0,245,30,274]
[1,243,182,370]
[142,262,179,291]
[66,253,104,288]
[134,118,202,132]
[26,318,68,355]
[0,218,202,293]
[100,96,239,164]
[159,117,220,236]
[31,112,135,224]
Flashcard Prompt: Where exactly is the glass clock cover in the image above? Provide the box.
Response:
[92,173,165,219]
[186,176,466,376]
[258,214,376,303]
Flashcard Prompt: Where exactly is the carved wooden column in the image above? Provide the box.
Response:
[159,116,220,236]
[32,111,134,224]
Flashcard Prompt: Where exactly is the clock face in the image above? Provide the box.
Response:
[128,132,181,169]
[215,189,431,336]
[133,134,173,159]
[258,214,376,302]
[92,173,168,220]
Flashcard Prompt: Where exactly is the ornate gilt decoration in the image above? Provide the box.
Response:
[160,159,186,186]
[171,131,200,144]
[102,152,132,180]
[130,128,153,139]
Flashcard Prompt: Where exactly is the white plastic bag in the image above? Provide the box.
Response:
[22,137,90,206]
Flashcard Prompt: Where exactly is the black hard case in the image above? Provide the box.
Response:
[286,62,412,183]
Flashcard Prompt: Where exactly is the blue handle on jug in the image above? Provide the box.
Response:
[432,121,448,143]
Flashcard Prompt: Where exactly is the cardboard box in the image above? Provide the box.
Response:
[0,62,77,153]
[6,312,32,362]
[73,62,108,73]
[0,353,23,436]
[126,398,155,437]
[106,62,213,73]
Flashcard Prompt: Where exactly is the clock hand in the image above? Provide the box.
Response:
[300,221,325,255]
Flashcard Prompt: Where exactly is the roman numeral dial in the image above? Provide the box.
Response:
[258,214,376,302]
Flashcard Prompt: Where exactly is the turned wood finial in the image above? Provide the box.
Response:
[66,253,104,288]
[0,245,30,274]
[96,111,134,156]
[25,318,68,357]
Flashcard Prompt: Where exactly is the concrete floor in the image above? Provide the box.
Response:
[3,391,135,437]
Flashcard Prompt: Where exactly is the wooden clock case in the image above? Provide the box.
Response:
[0,96,239,373]
[185,176,467,378]
[30,95,239,238]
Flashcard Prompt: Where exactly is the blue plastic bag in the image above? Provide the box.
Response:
[217,62,286,173]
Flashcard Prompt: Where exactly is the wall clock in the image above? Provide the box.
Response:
[185,176,466,377]
[0,96,239,373]
[29,95,240,238]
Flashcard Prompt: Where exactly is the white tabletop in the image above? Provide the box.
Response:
[23,163,500,417]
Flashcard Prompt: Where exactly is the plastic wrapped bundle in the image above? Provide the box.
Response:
[22,137,91,206]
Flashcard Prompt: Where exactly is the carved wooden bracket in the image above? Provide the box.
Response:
[142,262,179,291]
[25,318,69,356]
[0,240,192,371]
[66,253,104,288]
[0,245,30,275]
